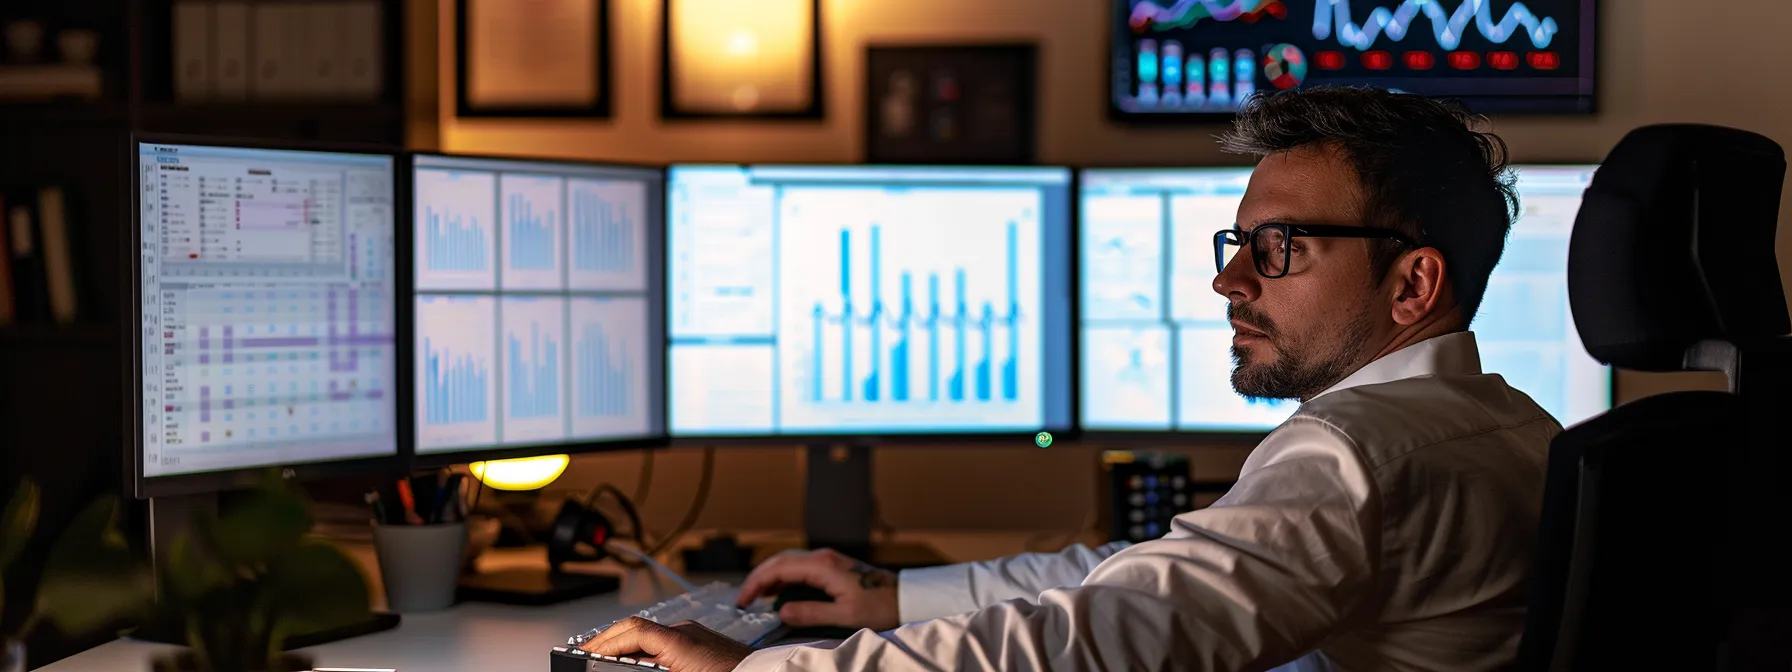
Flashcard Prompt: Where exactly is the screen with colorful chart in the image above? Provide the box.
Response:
[1109,0,1596,119]
[1077,166,1611,435]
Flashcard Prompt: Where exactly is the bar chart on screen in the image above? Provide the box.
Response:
[569,178,647,291]
[501,174,565,290]
[570,296,651,439]
[414,295,498,451]
[415,169,497,290]
[775,187,1045,430]
[501,296,567,444]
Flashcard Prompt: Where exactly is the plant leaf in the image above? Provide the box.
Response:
[36,496,154,636]
[0,478,40,572]
[207,486,312,566]
[264,542,370,641]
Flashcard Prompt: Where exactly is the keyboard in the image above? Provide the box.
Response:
[550,582,785,672]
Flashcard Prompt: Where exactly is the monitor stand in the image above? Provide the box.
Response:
[128,492,401,648]
[804,444,950,570]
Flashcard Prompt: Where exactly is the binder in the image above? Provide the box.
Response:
[293,2,342,96]
[339,0,384,100]
[172,0,214,101]
[251,1,289,99]
[212,1,251,100]
[37,186,77,324]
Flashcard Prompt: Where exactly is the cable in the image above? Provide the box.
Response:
[642,446,716,557]
[609,545,701,594]
[632,449,656,508]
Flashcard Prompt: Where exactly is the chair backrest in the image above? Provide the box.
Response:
[1518,124,1792,671]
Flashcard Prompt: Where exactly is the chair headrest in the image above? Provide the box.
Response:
[1567,124,1789,371]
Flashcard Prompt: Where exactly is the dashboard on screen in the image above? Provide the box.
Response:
[135,141,400,478]
[667,165,1075,438]
[1110,0,1596,120]
[410,154,665,456]
[1077,165,1610,434]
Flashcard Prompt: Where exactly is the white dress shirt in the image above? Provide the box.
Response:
[736,331,1559,672]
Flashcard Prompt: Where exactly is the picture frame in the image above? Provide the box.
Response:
[455,0,611,118]
[659,0,824,120]
[863,43,1038,164]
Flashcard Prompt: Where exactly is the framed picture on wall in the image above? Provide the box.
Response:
[863,43,1038,164]
[456,0,611,118]
[659,0,824,119]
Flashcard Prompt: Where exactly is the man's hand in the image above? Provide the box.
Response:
[733,548,900,631]
[580,617,753,672]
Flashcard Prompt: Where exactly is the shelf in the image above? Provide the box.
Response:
[0,100,129,126]
[142,102,403,125]
[0,323,116,346]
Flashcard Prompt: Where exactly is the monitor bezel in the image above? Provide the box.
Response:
[404,150,672,470]
[662,162,1083,447]
[1069,163,1617,441]
[126,132,411,500]
[1103,0,1600,125]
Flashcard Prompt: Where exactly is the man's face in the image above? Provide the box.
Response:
[1212,146,1390,401]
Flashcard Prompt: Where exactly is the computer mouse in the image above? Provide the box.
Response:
[772,583,833,611]
[772,585,856,639]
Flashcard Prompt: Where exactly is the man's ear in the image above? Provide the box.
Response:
[1387,248,1449,326]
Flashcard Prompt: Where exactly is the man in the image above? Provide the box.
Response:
[582,86,1561,671]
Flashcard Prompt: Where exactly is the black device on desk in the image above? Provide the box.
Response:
[406,151,671,605]
[1097,450,1196,543]
[126,134,407,648]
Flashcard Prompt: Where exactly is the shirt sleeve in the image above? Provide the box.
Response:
[734,417,1380,672]
[895,541,1132,622]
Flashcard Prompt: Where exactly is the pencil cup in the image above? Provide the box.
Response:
[372,522,467,612]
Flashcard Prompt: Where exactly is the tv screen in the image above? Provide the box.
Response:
[1109,0,1596,120]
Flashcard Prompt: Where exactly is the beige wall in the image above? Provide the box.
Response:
[412,0,1789,533]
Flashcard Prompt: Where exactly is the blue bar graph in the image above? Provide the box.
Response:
[508,193,555,270]
[573,190,634,273]
[425,207,488,272]
[809,222,1022,404]
[507,323,559,418]
[423,338,489,424]
[577,324,632,417]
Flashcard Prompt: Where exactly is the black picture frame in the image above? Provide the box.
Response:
[455,0,612,118]
[863,43,1038,164]
[659,0,824,120]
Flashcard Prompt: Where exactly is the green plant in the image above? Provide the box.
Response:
[0,477,155,644]
[153,472,369,672]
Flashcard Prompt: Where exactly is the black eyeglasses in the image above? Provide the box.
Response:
[1213,223,1417,279]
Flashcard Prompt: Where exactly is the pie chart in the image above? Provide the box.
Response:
[1263,43,1307,89]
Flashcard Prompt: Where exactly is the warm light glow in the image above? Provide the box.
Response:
[668,0,813,113]
[469,455,570,491]
[725,30,758,57]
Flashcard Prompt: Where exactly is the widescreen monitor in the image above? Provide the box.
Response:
[666,165,1075,440]
[131,138,401,497]
[1108,0,1597,120]
[409,154,666,465]
[1077,164,1611,435]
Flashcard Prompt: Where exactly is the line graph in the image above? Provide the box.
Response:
[1313,0,1559,52]
[1129,0,1281,32]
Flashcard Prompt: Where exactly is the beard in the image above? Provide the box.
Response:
[1228,302,1374,402]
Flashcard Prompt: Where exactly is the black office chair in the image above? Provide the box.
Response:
[1516,124,1792,671]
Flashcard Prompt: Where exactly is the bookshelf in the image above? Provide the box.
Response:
[0,1,409,667]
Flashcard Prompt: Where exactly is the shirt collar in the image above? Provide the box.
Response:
[1310,331,1483,400]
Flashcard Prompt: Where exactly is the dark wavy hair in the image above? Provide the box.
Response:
[1216,86,1520,325]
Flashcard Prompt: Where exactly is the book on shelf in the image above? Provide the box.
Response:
[2,183,85,326]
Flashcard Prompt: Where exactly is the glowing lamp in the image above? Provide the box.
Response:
[661,0,822,118]
[470,454,570,491]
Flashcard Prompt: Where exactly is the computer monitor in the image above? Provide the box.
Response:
[1076,165,1611,436]
[130,136,403,499]
[665,164,1076,441]
[408,153,666,468]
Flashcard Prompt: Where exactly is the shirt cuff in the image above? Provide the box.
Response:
[897,564,983,623]
[734,644,799,672]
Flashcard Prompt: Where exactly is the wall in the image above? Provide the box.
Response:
[416,0,1791,533]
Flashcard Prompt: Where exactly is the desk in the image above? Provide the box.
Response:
[38,530,1085,671]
